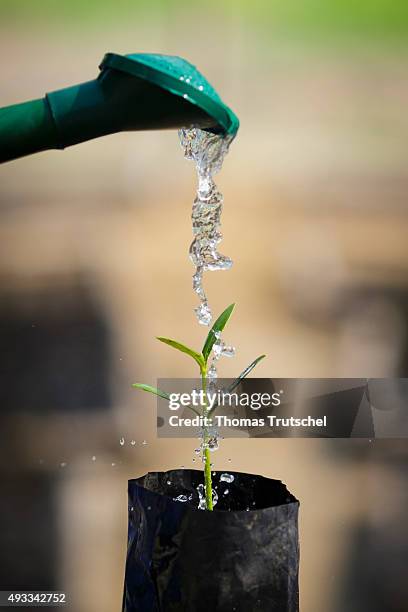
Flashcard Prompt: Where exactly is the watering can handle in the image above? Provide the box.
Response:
[0,71,214,164]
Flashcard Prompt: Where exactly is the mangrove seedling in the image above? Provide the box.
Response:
[132,303,265,510]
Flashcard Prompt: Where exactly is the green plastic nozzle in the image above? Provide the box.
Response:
[0,52,239,164]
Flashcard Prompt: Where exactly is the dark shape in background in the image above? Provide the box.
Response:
[0,280,112,414]
[0,278,113,593]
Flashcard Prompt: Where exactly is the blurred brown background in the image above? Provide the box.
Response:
[1,2,408,611]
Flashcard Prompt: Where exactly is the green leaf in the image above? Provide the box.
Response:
[202,303,235,362]
[227,355,266,393]
[156,337,205,371]
[208,355,266,415]
[132,382,201,417]
[131,383,170,401]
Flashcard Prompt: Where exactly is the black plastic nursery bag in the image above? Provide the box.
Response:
[123,469,299,612]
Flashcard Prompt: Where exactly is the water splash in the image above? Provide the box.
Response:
[173,495,188,503]
[195,482,218,510]
[197,483,206,510]
[198,425,219,462]
[207,436,219,452]
[220,473,234,483]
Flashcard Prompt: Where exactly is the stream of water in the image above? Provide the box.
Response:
[179,127,236,382]
[179,128,236,506]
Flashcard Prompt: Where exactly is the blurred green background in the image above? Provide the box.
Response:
[1,0,408,42]
[1,1,408,611]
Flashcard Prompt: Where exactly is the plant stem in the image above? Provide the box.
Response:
[201,367,213,511]
[204,445,213,511]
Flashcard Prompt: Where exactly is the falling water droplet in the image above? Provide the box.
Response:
[130,440,136,446]
[92,456,96,462]
[221,345,235,358]
[197,484,206,510]
[174,495,188,503]
[142,440,148,446]
[119,437,125,446]
[111,462,116,467]
[208,437,219,452]
[60,462,67,468]
[195,302,212,326]
[208,364,218,380]
[224,489,229,495]
[213,341,223,357]
[220,473,234,483]
[193,269,204,295]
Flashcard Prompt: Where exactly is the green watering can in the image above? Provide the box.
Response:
[0,52,239,164]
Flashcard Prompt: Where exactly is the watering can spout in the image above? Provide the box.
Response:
[0,52,239,164]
